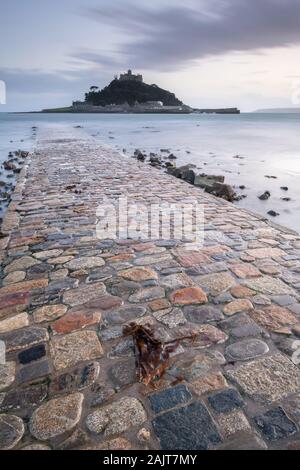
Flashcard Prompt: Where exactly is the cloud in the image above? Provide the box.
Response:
[78,0,300,71]
[0,66,114,95]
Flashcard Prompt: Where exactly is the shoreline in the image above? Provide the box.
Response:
[1,125,300,450]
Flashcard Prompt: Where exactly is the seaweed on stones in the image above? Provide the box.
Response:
[123,322,196,386]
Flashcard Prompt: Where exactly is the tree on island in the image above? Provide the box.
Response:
[84,78,183,107]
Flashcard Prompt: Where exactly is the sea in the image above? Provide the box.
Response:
[1,112,300,233]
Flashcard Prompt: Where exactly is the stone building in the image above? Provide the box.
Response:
[119,69,143,82]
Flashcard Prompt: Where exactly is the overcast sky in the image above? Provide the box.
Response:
[1,0,300,111]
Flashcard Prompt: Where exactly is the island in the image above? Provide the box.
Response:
[41,69,240,114]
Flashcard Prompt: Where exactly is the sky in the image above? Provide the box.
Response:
[1,0,300,112]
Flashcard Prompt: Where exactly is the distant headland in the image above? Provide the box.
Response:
[41,69,240,114]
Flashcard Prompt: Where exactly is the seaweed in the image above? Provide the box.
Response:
[123,322,196,386]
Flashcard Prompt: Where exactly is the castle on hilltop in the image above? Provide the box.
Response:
[118,69,143,83]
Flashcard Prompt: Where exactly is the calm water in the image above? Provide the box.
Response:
[1,112,300,232]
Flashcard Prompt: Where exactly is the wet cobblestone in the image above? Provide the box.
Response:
[0,126,300,449]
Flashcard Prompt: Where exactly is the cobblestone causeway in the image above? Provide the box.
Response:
[0,126,300,450]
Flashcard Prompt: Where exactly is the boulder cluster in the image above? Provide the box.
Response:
[131,149,242,202]
[0,150,29,226]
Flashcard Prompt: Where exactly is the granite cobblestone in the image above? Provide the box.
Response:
[1,126,300,450]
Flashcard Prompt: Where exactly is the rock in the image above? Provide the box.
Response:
[137,153,145,162]
[225,339,269,361]
[119,267,158,281]
[96,437,133,450]
[208,388,245,413]
[62,282,106,306]
[252,294,270,306]
[3,327,49,353]
[3,161,16,171]
[152,401,221,450]
[216,410,251,438]
[30,393,84,440]
[226,353,300,403]
[34,249,63,260]
[86,397,146,436]
[50,269,69,281]
[18,344,46,364]
[220,313,262,339]
[160,272,194,290]
[229,263,261,279]
[196,272,236,296]
[195,324,228,348]
[33,304,68,323]
[128,286,165,303]
[149,384,192,413]
[0,279,48,297]
[246,247,284,259]
[134,253,172,266]
[0,414,24,449]
[137,428,151,442]
[85,294,123,311]
[99,325,123,342]
[4,255,39,274]
[109,279,139,298]
[184,351,226,382]
[108,359,136,387]
[230,285,256,298]
[52,308,101,334]
[50,330,103,371]
[0,362,16,391]
[168,164,196,181]
[174,250,210,267]
[243,276,294,295]
[280,186,289,191]
[50,362,100,394]
[258,191,271,200]
[184,305,224,323]
[249,306,297,332]
[21,444,51,450]
[90,384,115,410]
[108,337,134,358]
[149,155,161,165]
[194,174,225,189]
[205,182,236,202]
[223,299,253,316]
[0,312,29,333]
[253,407,297,441]
[65,256,105,270]
[181,169,195,184]
[259,265,281,275]
[101,306,146,326]
[17,360,51,384]
[0,384,48,411]
[268,210,279,217]
[153,307,186,328]
[169,287,208,306]
[191,372,228,396]
[148,298,171,311]
[3,271,26,284]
